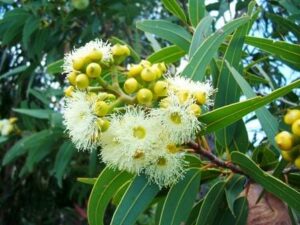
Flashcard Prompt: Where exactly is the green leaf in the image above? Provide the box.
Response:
[188,0,206,27]
[159,168,201,225]
[244,36,300,69]
[225,175,246,216]
[53,141,76,187]
[189,16,213,57]
[214,22,248,148]
[136,20,192,53]
[0,65,28,80]
[225,61,279,150]
[77,177,97,185]
[186,200,203,225]
[110,175,160,225]
[231,152,300,211]
[200,168,221,182]
[185,153,202,168]
[199,79,300,133]
[229,120,249,153]
[213,197,248,225]
[267,13,300,40]
[22,16,39,49]
[162,0,187,23]
[0,136,9,145]
[195,181,226,225]
[147,45,186,64]
[2,130,53,165]
[47,59,64,74]
[13,108,52,119]
[182,16,250,81]
[87,168,133,225]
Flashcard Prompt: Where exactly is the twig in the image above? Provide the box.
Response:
[283,167,300,174]
[188,142,245,175]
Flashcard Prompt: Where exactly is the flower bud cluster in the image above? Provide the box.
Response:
[275,109,300,168]
[62,39,215,187]
[0,117,17,136]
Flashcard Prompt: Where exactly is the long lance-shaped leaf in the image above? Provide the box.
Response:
[214,22,249,148]
[199,79,300,133]
[136,20,192,53]
[189,15,213,57]
[110,175,160,225]
[195,181,226,225]
[244,36,300,69]
[147,45,186,64]
[159,168,201,225]
[182,16,250,81]
[87,168,133,225]
[188,0,206,27]
[162,0,187,23]
[225,61,279,151]
[231,152,300,211]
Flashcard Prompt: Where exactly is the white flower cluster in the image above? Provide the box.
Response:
[100,96,198,187]
[0,118,17,136]
[62,39,216,188]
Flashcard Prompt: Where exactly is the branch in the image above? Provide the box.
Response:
[189,142,245,175]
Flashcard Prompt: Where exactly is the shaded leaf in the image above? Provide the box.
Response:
[110,175,160,225]
[199,79,300,133]
[162,0,187,23]
[182,16,250,81]
[147,45,186,64]
[136,20,192,52]
[159,168,201,225]
[231,152,300,211]
[188,0,206,27]
[87,168,133,225]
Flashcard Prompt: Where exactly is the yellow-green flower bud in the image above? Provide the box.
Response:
[275,131,294,151]
[141,67,157,82]
[124,78,138,94]
[107,94,116,100]
[158,62,167,73]
[292,119,300,136]
[189,104,202,117]
[127,64,143,77]
[151,64,163,79]
[281,148,298,162]
[159,98,170,108]
[295,156,300,169]
[9,117,18,124]
[94,101,109,116]
[72,57,85,71]
[86,62,102,78]
[88,48,103,61]
[67,71,77,85]
[64,86,75,97]
[140,60,151,68]
[76,74,89,89]
[194,91,207,105]
[137,88,153,104]
[177,90,190,103]
[154,81,168,96]
[284,109,300,125]
[97,118,110,132]
[112,44,130,56]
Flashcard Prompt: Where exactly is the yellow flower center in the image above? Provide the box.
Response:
[133,150,145,159]
[166,144,178,153]
[170,112,182,124]
[133,126,146,139]
[157,157,167,166]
